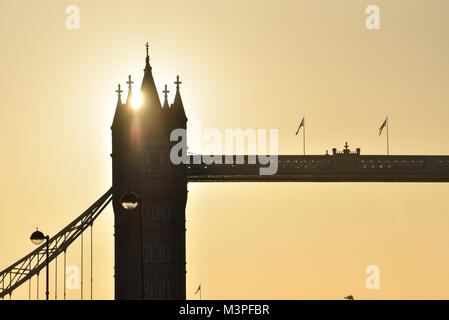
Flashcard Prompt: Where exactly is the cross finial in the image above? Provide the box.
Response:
[175,75,182,90]
[162,84,170,99]
[126,75,134,89]
[144,42,151,70]
[344,142,349,150]
[116,84,123,97]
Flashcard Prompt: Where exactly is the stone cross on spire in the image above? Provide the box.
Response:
[126,75,134,105]
[175,75,182,90]
[145,42,151,70]
[116,84,123,98]
[163,84,170,99]
[162,84,170,109]
[126,75,134,90]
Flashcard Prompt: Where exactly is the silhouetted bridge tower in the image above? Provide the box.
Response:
[1,45,449,300]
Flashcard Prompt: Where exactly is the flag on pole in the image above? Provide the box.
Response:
[194,284,201,295]
[295,117,305,135]
[378,117,387,137]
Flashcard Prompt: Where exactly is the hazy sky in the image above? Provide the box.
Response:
[1,0,449,299]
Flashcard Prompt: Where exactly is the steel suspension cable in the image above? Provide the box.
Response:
[55,254,57,300]
[91,224,93,300]
[55,239,58,300]
[37,272,39,300]
[81,232,83,300]
[63,250,66,300]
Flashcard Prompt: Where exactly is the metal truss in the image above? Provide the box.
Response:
[187,155,449,182]
[0,187,113,299]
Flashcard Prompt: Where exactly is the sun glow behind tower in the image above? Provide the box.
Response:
[131,92,142,109]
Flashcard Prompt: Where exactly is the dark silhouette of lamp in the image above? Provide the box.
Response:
[30,228,50,300]
[120,192,140,210]
[120,192,145,300]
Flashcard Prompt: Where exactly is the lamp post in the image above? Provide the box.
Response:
[30,228,50,300]
[120,192,144,300]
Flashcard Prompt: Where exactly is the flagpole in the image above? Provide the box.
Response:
[303,119,306,156]
[386,116,389,156]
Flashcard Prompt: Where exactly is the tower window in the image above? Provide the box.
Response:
[161,246,170,262]
[144,246,171,263]
[162,205,170,221]
[151,204,158,220]
[151,247,160,262]
[162,289,170,300]
[144,280,150,299]
[148,204,170,221]
[151,284,161,300]
[162,280,170,299]
[144,281,169,300]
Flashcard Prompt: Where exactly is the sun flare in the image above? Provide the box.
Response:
[131,92,143,109]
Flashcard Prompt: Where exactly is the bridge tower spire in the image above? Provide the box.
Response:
[111,84,125,130]
[145,42,150,70]
[140,42,162,115]
[171,75,188,127]
[111,45,187,300]
[162,84,170,109]
[116,84,123,103]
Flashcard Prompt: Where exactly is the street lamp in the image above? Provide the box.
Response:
[30,228,50,300]
[120,192,140,210]
[120,192,144,300]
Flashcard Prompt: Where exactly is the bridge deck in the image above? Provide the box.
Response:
[186,155,449,182]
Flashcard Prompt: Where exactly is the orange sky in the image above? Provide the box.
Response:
[1,0,449,299]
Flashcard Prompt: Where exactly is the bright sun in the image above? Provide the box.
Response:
[131,92,143,110]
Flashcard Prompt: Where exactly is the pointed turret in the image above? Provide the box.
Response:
[116,83,123,104]
[171,75,188,127]
[162,84,170,109]
[126,75,134,105]
[140,42,162,113]
[161,84,172,136]
[111,84,124,128]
